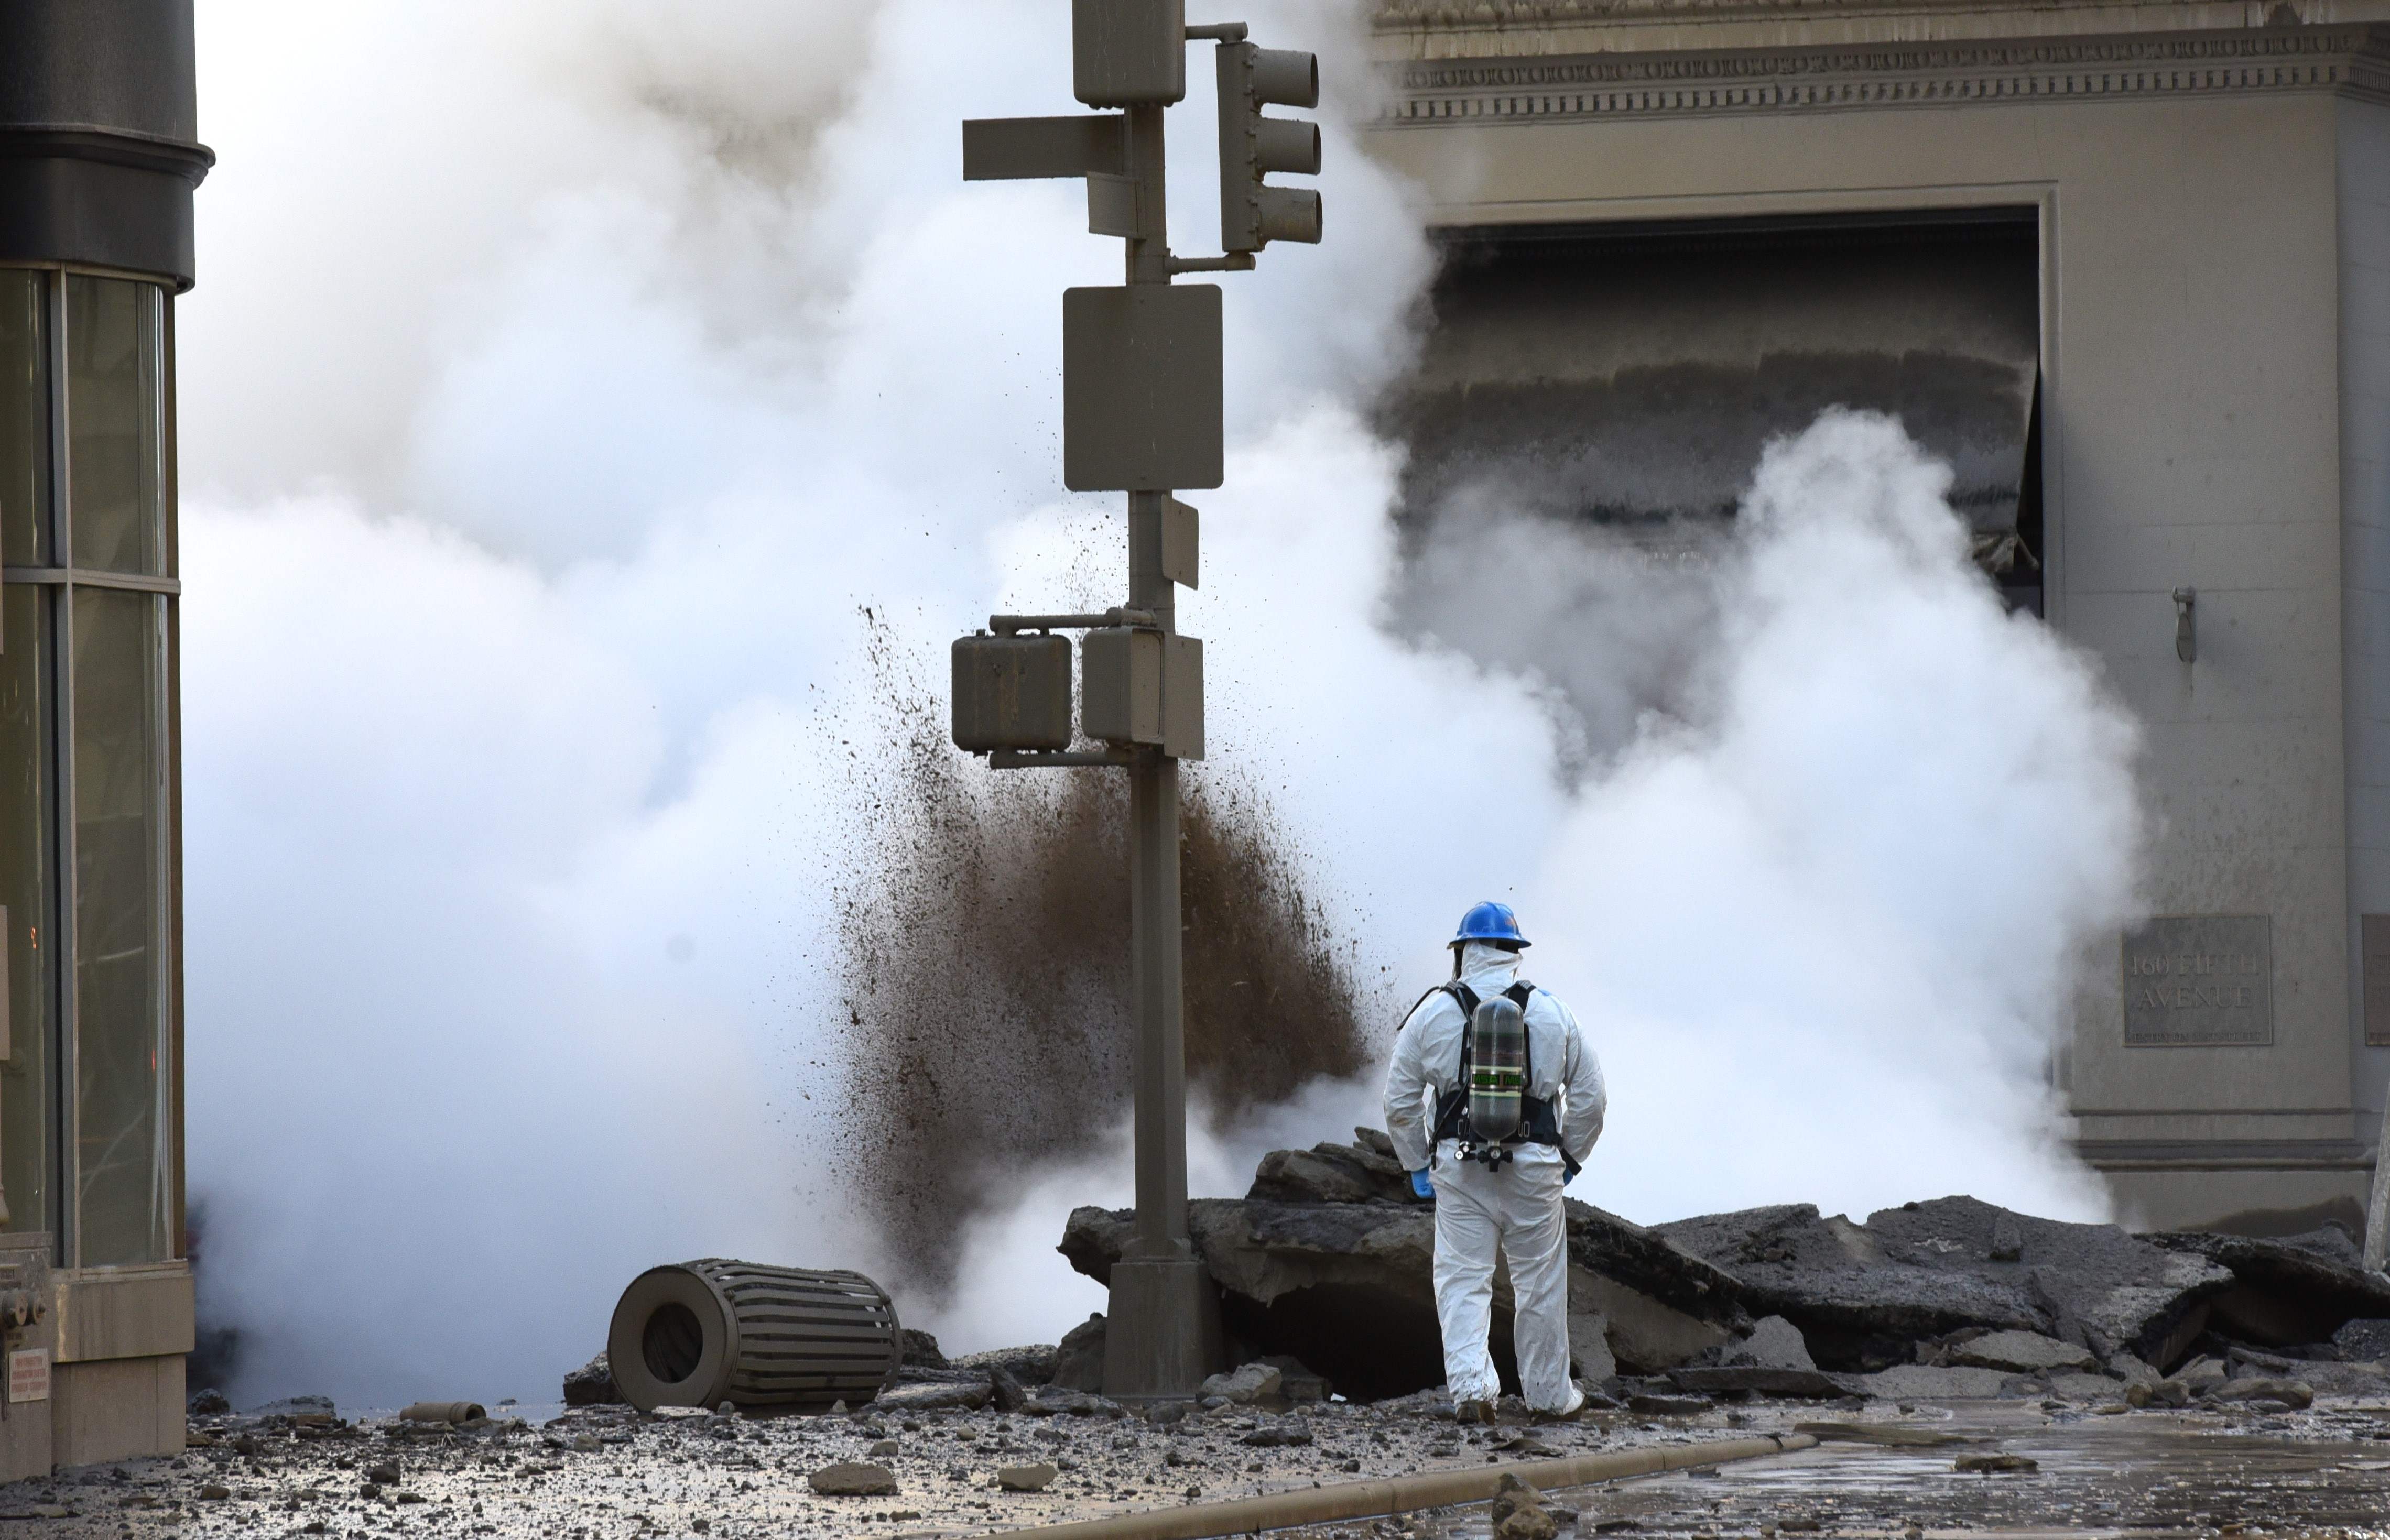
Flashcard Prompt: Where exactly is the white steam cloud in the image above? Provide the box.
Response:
[179,0,2143,1410]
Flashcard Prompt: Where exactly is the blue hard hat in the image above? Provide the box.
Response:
[1450,901,1529,949]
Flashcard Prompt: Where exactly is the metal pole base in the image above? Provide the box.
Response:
[1102,1253,1223,1402]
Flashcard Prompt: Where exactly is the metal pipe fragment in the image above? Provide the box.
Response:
[991,749,1140,769]
[1007,1431,1821,1540]
[398,1402,485,1424]
[990,609,1159,634]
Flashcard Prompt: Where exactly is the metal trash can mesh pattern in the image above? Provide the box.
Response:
[609,1259,901,1411]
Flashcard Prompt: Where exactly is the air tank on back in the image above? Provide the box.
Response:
[1465,996,1527,1143]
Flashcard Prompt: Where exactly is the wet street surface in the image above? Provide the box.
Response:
[3,1393,2386,1539]
[1426,1404,2390,1540]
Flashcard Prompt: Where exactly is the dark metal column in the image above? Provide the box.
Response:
[0,1,213,290]
[1103,103,1216,1401]
[955,9,1317,1401]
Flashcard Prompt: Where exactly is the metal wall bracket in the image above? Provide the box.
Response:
[990,748,1141,769]
[1166,252,1254,275]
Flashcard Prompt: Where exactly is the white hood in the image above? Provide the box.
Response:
[1456,941,1523,993]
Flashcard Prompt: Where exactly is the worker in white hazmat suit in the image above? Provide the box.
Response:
[1383,901,1606,1423]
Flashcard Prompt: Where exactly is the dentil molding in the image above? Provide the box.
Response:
[1378,21,2390,123]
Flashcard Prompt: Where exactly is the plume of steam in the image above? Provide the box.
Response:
[178,0,1420,1404]
[893,403,2146,1354]
[173,0,2142,1408]
[1415,410,2145,1224]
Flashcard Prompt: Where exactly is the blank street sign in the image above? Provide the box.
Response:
[1062,285,1223,492]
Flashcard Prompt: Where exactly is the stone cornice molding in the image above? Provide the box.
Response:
[1375,0,2248,29]
[1379,22,2390,123]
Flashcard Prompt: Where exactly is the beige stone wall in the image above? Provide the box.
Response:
[51,1355,182,1469]
[42,1265,192,1470]
[2341,94,2390,1126]
[1366,14,2390,1221]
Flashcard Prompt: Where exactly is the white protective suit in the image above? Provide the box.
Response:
[1382,941,1607,1412]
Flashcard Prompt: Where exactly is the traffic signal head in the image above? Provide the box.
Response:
[1074,0,1186,106]
[1216,41,1322,252]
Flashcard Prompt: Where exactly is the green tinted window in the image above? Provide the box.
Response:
[0,270,181,1265]
[71,587,170,1264]
[0,273,45,567]
[66,277,164,577]
[0,587,52,1237]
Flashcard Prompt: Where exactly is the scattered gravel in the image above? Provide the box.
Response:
[4,1385,2388,1538]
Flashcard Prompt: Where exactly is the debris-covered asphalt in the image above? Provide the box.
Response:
[10,1385,2390,1539]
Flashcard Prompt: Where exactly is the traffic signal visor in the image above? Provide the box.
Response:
[1217,42,1322,253]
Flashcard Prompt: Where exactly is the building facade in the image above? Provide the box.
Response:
[0,0,202,1475]
[1367,0,2390,1231]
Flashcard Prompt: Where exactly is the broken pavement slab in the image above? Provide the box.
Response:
[1200,1362,1281,1404]
[1063,1137,1748,1396]
[560,1355,622,1407]
[1655,1197,2232,1370]
[2145,1227,2390,1349]
[995,1462,1059,1492]
[1064,1140,2390,1407]
[1669,1365,1844,1396]
[1050,1313,1107,1392]
[2046,1371,2128,1400]
[874,1379,992,1414]
[2335,1317,2390,1361]
[1248,1129,1415,1206]
[1834,1365,2020,1401]
[1669,1314,1845,1397]
[2222,1344,2390,1397]
[807,1461,899,1496]
[1946,1330,2098,1374]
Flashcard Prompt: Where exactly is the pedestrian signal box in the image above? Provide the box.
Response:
[951,634,1073,752]
[1082,628,1203,760]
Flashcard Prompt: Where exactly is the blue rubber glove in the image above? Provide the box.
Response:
[1410,1168,1435,1200]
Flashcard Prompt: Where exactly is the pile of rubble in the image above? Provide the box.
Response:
[1057,1129,2390,1410]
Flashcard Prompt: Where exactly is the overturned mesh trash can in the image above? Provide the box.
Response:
[606,1259,902,1412]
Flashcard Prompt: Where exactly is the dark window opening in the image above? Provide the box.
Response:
[1387,207,2046,593]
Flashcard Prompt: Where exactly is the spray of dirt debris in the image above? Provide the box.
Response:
[832,611,1370,1296]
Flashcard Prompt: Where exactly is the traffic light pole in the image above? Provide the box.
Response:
[1103,101,1218,1401]
[953,6,1320,1402]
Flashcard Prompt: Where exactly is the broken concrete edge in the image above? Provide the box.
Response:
[995,1432,1823,1540]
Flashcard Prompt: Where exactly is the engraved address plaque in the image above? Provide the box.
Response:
[2122,915,2272,1046]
